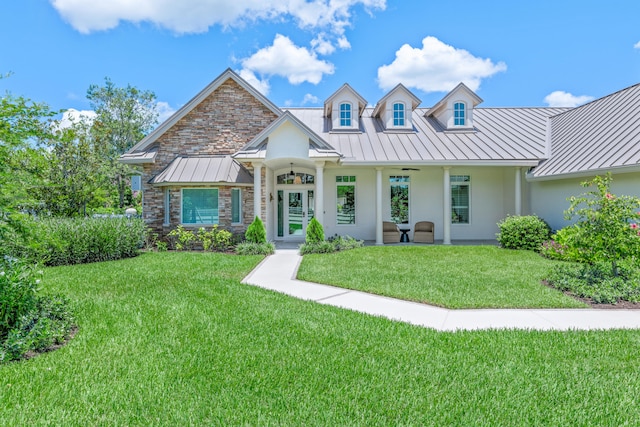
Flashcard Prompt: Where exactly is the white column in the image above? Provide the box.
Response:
[515,167,522,216]
[315,161,325,226]
[375,167,383,245]
[443,167,451,245]
[265,167,273,240]
[253,161,262,220]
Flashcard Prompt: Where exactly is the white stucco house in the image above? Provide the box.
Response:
[120,68,640,244]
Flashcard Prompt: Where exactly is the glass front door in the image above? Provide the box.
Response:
[282,190,314,240]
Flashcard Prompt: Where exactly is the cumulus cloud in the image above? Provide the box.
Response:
[55,108,97,131]
[155,101,176,123]
[49,0,385,51]
[377,36,507,93]
[239,34,335,94]
[302,93,320,105]
[635,41,640,49]
[543,91,594,107]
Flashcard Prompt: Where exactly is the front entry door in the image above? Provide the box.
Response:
[284,190,314,240]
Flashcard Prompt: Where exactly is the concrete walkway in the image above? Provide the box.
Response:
[241,249,640,331]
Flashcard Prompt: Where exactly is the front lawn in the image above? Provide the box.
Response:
[298,245,587,308]
[3,252,640,425]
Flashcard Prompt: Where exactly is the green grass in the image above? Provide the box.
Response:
[298,245,588,309]
[2,252,640,425]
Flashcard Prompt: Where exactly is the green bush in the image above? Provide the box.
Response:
[540,226,583,262]
[3,215,148,266]
[546,260,640,304]
[496,215,551,251]
[197,226,233,252]
[168,225,196,251]
[300,235,364,255]
[245,217,267,244]
[1,258,75,363]
[235,242,275,255]
[305,217,325,243]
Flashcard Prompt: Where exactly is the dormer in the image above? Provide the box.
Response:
[425,83,483,131]
[372,84,421,131]
[324,84,367,132]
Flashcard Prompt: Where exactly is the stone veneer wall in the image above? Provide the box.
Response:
[142,79,278,238]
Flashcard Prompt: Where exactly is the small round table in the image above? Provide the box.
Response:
[398,226,411,243]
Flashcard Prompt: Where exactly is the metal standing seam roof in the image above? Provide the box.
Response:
[531,83,640,179]
[150,155,254,185]
[286,106,567,164]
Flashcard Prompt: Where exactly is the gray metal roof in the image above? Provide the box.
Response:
[150,155,253,185]
[530,83,640,179]
[287,106,567,165]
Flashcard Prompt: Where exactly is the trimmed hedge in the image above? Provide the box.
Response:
[496,215,551,252]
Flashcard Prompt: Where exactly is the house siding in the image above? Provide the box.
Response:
[142,79,278,237]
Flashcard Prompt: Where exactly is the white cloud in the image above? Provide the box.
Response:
[634,41,640,49]
[55,108,97,131]
[49,0,385,37]
[544,91,594,107]
[239,34,335,94]
[302,93,320,105]
[377,36,507,93]
[155,101,176,123]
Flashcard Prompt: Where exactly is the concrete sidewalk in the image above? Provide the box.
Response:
[241,249,640,331]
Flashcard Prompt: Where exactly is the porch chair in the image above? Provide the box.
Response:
[413,221,435,244]
[382,221,401,244]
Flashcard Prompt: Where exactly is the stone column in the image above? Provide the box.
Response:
[515,167,522,216]
[315,161,325,226]
[253,161,262,220]
[375,167,383,245]
[443,167,451,245]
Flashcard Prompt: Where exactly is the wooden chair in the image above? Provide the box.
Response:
[413,221,434,243]
[382,221,401,243]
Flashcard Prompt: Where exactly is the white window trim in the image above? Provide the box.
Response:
[392,102,406,127]
[231,187,242,225]
[163,188,170,226]
[450,175,471,225]
[180,187,220,226]
[339,101,352,127]
[389,175,411,225]
[453,101,466,127]
[336,176,357,226]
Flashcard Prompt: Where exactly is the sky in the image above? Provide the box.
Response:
[2,0,640,125]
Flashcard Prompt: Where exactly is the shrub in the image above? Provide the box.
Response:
[496,215,551,251]
[1,258,75,363]
[235,242,275,256]
[197,226,232,252]
[546,260,640,304]
[300,235,364,255]
[564,173,640,276]
[167,225,196,251]
[3,215,148,266]
[305,217,325,243]
[245,217,267,244]
[540,226,583,262]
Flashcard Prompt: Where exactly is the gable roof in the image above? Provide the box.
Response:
[529,83,640,180]
[125,68,282,155]
[233,110,342,160]
[372,83,421,117]
[425,83,483,117]
[323,83,368,117]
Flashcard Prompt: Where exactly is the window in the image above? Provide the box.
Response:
[163,188,170,225]
[231,188,241,224]
[336,176,356,225]
[182,188,219,224]
[451,175,470,224]
[393,102,405,127]
[454,102,466,126]
[277,172,314,185]
[390,176,410,224]
[339,102,352,127]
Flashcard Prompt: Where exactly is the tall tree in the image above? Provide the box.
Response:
[87,77,158,208]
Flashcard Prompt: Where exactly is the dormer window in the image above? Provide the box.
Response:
[393,102,405,127]
[339,102,352,127]
[454,102,466,126]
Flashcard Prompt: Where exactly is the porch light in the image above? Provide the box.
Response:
[289,163,295,179]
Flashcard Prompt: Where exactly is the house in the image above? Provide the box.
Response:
[120,68,640,244]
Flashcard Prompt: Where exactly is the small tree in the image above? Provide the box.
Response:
[305,217,325,243]
[245,216,267,244]
[565,173,640,276]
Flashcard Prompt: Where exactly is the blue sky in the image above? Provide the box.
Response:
[2,0,640,124]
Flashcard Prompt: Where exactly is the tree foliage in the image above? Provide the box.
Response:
[87,78,158,208]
